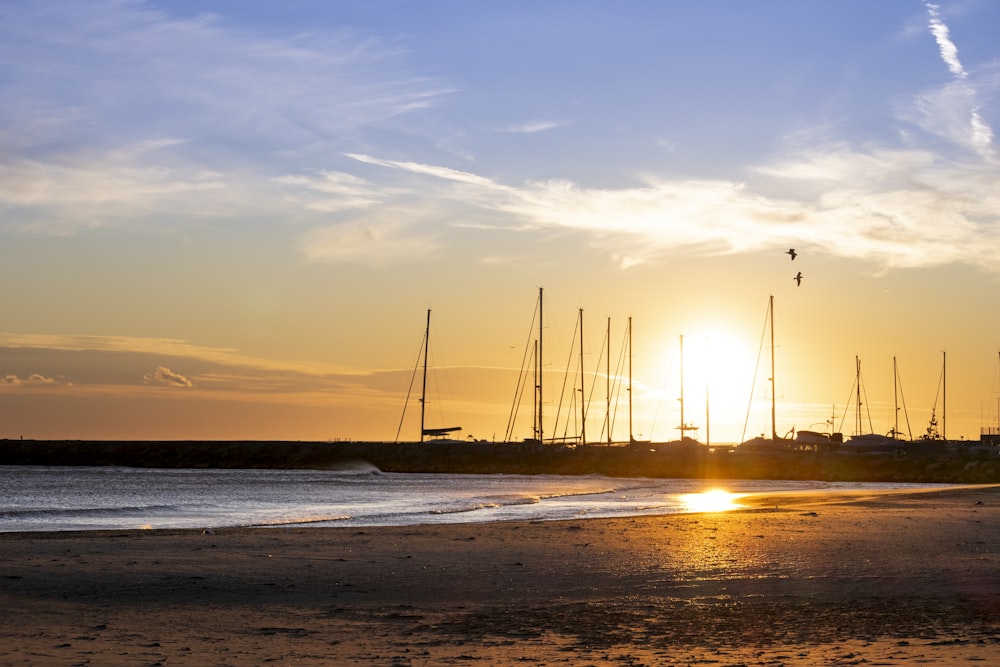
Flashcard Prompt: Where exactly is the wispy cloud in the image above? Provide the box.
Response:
[2,373,58,385]
[143,366,193,388]
[273,171,388,213]
[289,7,998,273]
[0,1,448,233]
[925,3,966,79]
[0,332,358,377]
[501,120,568,134]
[318,138,999,271]
[4,2,996,275]
[920,2,994,156]
[346,153,513,191]
[301,217,439,265]
[0,146,224,233]
[0,332,409,399]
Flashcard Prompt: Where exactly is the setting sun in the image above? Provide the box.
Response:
[647,328,761,443]
[680,489,744,513]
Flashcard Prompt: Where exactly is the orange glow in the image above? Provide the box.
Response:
[680,489,743,513]
[648,327,759,443]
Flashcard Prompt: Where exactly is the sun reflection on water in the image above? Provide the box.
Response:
[680,489,744,513]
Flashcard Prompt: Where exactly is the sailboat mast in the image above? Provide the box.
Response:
[606,316,611,444]
[679,334,685,440]
[769,295,776,440]
[532,338,539,440]
[579,308,586,445]
[855,356,862,436]
[942,350,947,441]
[628,316,634,443]
[705,379,711,447]
[420,308,431,443]
[893,356,899,440]
[537,287,544,443]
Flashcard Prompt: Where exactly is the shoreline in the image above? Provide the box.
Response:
[0,481,988,537]
[2,485,998,665]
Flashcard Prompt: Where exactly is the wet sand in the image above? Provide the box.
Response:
[1,485,999,665]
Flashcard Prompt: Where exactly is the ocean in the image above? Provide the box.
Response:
[0,465,941,533]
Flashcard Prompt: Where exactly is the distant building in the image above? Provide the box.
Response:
[981,427,1000,447]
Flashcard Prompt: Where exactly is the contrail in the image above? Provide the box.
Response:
[925,2,966,79]
[924,2,994,153]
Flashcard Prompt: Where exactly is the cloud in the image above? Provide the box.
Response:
[0,147,225,232]
[925,3,966,79]
[919,2,995,157]
[0,332,429,414]
[301,217,439,265]
[322,139,999,272]
[2,373,59,385]
[293,10,998,273]
[273,171,387,213]
[501,120,568,134]
[143,366,194,388]
[0,332,350,377]
[345,153,512,191]
[4,2,996,275]
[0,1,449,233]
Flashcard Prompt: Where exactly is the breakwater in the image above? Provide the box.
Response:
[2,439,999,484]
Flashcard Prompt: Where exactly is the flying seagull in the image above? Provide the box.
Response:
[786,248,797,261]
[794,271,803,286]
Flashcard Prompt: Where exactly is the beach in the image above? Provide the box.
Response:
[2,485,998,666]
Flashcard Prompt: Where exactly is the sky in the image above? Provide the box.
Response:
[1,0,999,444]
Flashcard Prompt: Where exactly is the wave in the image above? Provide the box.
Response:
[321,460,382,475]
[429,494,542,516]
[537,488,617,500]
[250,515,354,528]
[0,503,182,520]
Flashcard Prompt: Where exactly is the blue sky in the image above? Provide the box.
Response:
[1,0,999,442]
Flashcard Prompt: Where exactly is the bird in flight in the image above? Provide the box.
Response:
[786,248,797,261]
[794,271,803,286]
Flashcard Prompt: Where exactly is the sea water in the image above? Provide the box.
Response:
[0,465,940,533]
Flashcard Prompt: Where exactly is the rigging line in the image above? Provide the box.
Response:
[394,330,428,443]
[859,365,876,434]
[609,325,630,441]
[504,352,531,442]
[649,337,678,442]
[923,355,946,440]
[426,335,448,433]
[931,357,945,414]
[741,300,771,443]
[552,312,580,443]
[836,372,857,436]
[508,352,533,442]
[504,300,540,441]
[896,361,914,440]
[587,324,609,443]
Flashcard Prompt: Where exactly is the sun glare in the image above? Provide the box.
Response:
[650,326,759,442]
[680,489,743,513]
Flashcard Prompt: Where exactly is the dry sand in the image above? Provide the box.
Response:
[1,485,999,666]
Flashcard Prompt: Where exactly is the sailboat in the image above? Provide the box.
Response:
[919,351,947,443]
[842,356,902,451]
[395,309,462,443]
[738,295,787,450]
[738,295,839,451]
[675,334,701,444]
[504,288,546,444]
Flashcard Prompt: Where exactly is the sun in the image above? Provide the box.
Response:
[680,489,743,513]
[651,326,760,443]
